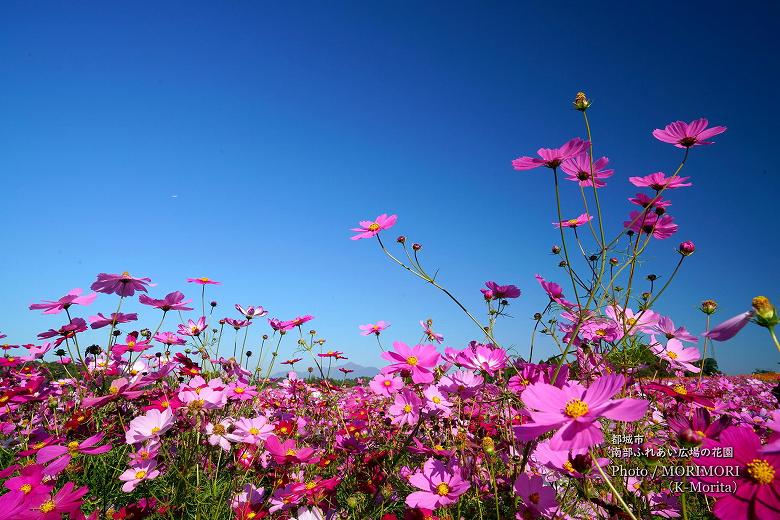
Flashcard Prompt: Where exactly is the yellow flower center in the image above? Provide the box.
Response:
[280,426,289,433]
[383,380,392,387]
[406,356,418,366]
[564,399,589,418]
[247,513,256,519]
[234,387,245,393]
[368,222,381,231]
[529,492,540,504]
[20,484,32,493]
[109,386,120,394]
[403,404,412,413]
[695,430,706,437]
[285,449,297,456]
[213,424,226,435]
[626,318,637,326]
[121,271,131,277]
[432,396,441,404]
[746,459,775,485]
[189,399,205,411]
[673,385,687,395]
[563,461,575,473]
[39,500,56,513]
[127,341,135,347]
[306,481,317,490]
[135,470,147,479]
[434,444,444,451]
[248,427,260,435]
[7,357,14,362]
[436,483,450,496]
[199,277,210,282]
[151,426,161,434]
[67,441,80,454]
[161,400,170,408]
[567,219,579,226]
[668,351,678,360]
[594,329,607,337]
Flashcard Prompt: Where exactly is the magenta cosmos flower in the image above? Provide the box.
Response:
[350,213,397,240]
[629,172,692,191]
[90,272,153,297]
[653,118,727,148]
[153,332,186,346]
[692,425,780,519]
[29,288,97,314]
[21,481,88,519]
[514,473,559,518]
[535,274,575,309]
[187,276,221,285]
[265,435,317,465]
[515,374,649,450]
[36,433,112,475]
[704,311,755,341]
[553,213,593,229]
[512,138,590,170]
[88,312,138,330]
[483,281,521,299]
[369,373,403,396]
[381,342,440,384]
[561,154,614,188]
[139,291,193,312]
[405,458,469,510]
[37,318,88,347]
[623,211,678,239]
[359,321,390,336]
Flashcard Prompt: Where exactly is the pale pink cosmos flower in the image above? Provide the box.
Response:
[553,213,593,229]
[456,343,508,376]
[380,341,440,384]
[652,118,726,148]
[703,310,755,342]
[227,416,275,445]
[178,316,207,337]
[153,332,186,346]
[580,318,622,343]
[227,381,258,401]
[350,213,397,240]
[359,321,390,336]
[206,419,233,451]
[653,315,698,343]
[561,154,614,187]
[368,373,404,396]
[423,386,453,417]
[629,172,691,191]
[515,374,649,450]
[512,138,590,170]
[420,321,444,344]
[125,408,175,445]
[405,458,469,510]
[605,305,659,335]
[650,336,701,373]
[235,305,268,319]
[91,272,154,297]
[119,459,160,492]
[438,370,484,398]
[29,289,97,314]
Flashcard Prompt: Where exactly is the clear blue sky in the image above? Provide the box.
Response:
[1,1,778,374]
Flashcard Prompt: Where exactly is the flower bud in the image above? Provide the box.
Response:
[551,245,561,254]
[609,257,619,266]
[752,296,777,322]
[558,261,567,268]
[573,91,591,111]
[700,300,718,315]
[396,235,406,244]
[412,243,422,251]
[533,312,543,320]
[678,241,695,256]
[210,300,218,307]
[482,436,495,455]
[647,274,658,281]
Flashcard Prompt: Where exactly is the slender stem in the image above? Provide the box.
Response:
[590,450,639,520]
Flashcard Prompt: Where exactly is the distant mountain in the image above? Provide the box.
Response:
[271,361,380,379]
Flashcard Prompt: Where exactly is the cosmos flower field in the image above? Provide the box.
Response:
[2,94,779,520]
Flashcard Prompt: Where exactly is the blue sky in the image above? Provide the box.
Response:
[1,1,778,374]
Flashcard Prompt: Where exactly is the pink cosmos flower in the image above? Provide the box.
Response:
[178,316,207,337]
[653,316,698,343]
[514,473,558,518]
[350,213,398,240]
[652,118,727,148]
[420,321,444,344]
[650,336,701,373]
[553,213,593,229]
[388,388,422,426]
[3,464,52,500]
[37,318,87,347]
[423,385,453,416]
[623,211,678,239]
[269,318,295,332]
[515,374,649,450]
[111,333,151,356]
[667,408,730,447]
[227,381,258,401]
[36,433,112,475]
[81,377,146,408]
[288,315,314,328]
[153,332,186,346]
[21,481,88,519]
[265,435,317,465]
[629,192,673,209]
[561,154,614,187]
[125,408,175,444]
[119,459,160,492]
[405,458,469,510]
[29,289,97,314]
[511,138,590,170]
[692,426,780,519]
[381,341,440,384]
[456,343,508,376]
[359,321,390,336]
[368,373,404,396]
[91,272,153,297]
[629,172,692,191]
[88,312,138,330]
[604,305,659,335]
[139,291,193,312]
[235,305,268,319]
[438,369,484,398]
[484,281,521,299]
[580,318,622,343]
[535,274,575,309]
[187,277,221,285]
